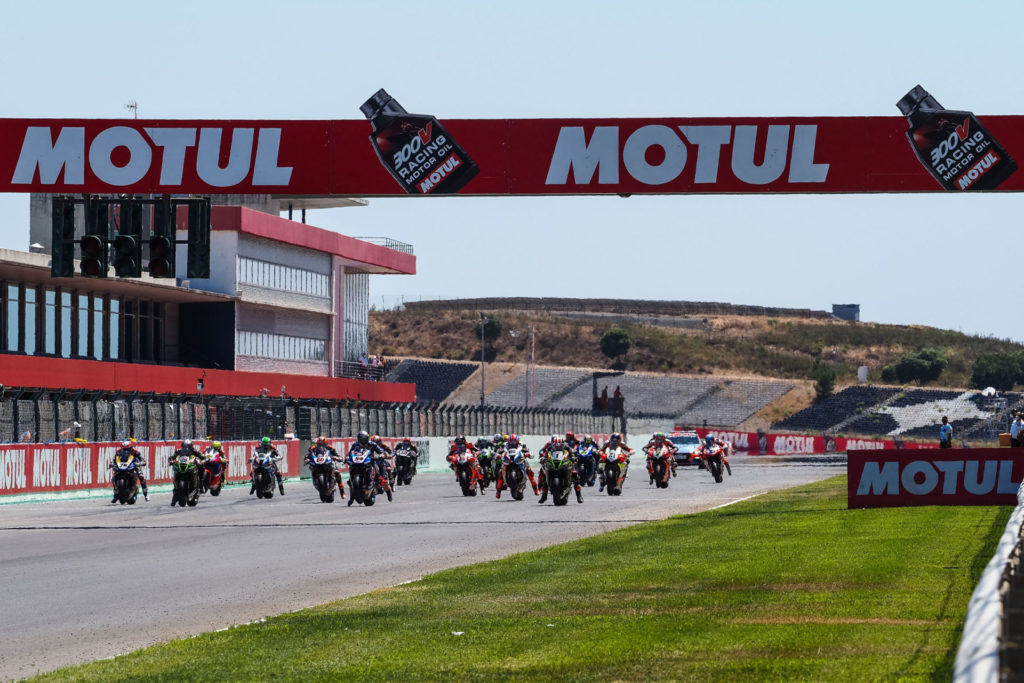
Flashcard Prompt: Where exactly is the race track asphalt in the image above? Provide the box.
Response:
[0,455,844,680]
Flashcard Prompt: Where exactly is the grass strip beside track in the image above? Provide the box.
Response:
[35,477,1009,682]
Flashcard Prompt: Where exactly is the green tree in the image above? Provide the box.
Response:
[473,314,503,344]
[881,348,947,384]
[600,328,633,364]
[812,360,836,401]
[970,351,1024,391]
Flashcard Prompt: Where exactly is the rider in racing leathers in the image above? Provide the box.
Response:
[394,437,419,478]
[495,433,539,498]
[111,439,149,502]
[249,436,285,496]
[348,430,392,503]
[643,432,679,483]
[170,439,206,496]
[599,432,634,492]
[537,438,584,504]
[305,435,345,499]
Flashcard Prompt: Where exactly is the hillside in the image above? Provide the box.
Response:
[369,307,1024,390]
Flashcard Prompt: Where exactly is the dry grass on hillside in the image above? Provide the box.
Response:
[370,308,1022,387]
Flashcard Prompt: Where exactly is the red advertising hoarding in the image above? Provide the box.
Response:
[847,449,1024,508]
[0,440,299,497]
[2,112,1021,197]
[694,429,938,456]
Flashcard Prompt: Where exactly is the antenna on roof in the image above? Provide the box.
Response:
[125,100,138,119]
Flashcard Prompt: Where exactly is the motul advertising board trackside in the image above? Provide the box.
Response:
[0,440,298,496]
[3,85,1021,196]
[847,449,1024,509]
[694,429,938,456]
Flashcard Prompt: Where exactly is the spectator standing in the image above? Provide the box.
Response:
[600,386,609,411]
[1011,411,1024,447]
[939,415,953,448]
[358,352,369,379]
[613,385,623,416]
[370,354,382,381]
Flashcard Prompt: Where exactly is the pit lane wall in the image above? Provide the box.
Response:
[0,440,300,496]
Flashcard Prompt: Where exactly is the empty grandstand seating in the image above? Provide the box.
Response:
[773,386,898,433]
[488,370,790,426]
[384,360,476,403]
[774,386,1015,439]
[483,368,593,409]
[676,380,794,427]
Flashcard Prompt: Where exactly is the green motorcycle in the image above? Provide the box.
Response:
[170,453,201,508]
[541,450,576,506]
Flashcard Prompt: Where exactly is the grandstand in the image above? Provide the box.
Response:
[386,360,792,427]
[384,360,477,403]
[773,385,1016,439]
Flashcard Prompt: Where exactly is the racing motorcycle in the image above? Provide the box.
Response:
[699,443,728,483]
[575,442,599,487]
[542,448,576,506]
[476,446,499,490]
[499,445,528,501]
[454,448,483,497]
[393,443,417,487]
[170,452,201,507]
[110,450,141,504]
[346,443,378,507]
[648,444,673,489]
[308,446,339,503]
[251,450,278,499]
[601,446,630,496]
[203,448,227,496]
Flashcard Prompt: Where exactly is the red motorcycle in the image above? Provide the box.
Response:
[454,448,484,497]
[647,444,673,489]
[601,447,630,496]
[203,448,228,496]
[698,443,731,483]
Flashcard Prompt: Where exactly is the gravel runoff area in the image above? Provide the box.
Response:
[0,455,845,680]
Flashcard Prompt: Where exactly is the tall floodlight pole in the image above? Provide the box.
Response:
[480,312,486,407]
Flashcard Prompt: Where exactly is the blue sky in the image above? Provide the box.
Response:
[0,1,1022,340]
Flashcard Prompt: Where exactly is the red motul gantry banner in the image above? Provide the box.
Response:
[2,114,1022,196]
[847,449,1024,508]
[0,440,299,496]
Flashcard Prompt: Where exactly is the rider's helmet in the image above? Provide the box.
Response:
[356,430,370,444]
[493,432,502,442]
[475,437,488,448]
[609,432,621,443]
[400,437,412,445]
[182,439,193,451]
[565,430,575,442]
[261,436,271,448]
[508,433,519,446]
[370,434,381,444]
[654,431,665,442]
[454,435,467,446]
[121,439,131,449]
[583,434,594,445]
[704,435,715,447]
[212,441,221,450]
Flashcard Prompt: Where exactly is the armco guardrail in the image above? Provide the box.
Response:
[954,482,1024,681]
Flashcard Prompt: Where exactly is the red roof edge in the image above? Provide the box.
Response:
[211,206,416,274]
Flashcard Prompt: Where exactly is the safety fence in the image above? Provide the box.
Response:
[0,389,630,444]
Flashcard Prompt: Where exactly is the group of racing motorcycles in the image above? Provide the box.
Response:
[109,436,288,507]
[441,430,732,506]
[107,429,732,508]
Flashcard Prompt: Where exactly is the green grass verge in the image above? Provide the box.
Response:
[35,476,1009,682]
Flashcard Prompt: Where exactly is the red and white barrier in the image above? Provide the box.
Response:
[0,439,300,496]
